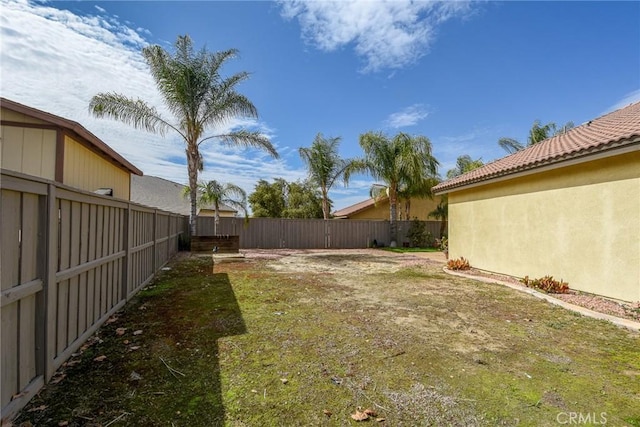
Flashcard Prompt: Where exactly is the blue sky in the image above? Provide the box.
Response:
[2,0,639,211]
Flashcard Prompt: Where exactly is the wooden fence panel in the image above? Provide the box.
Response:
[197,217,443,249]
[1,171,186,421]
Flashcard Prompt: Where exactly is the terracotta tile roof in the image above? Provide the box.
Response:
[433,101,640,194]
[333,197,387,218]
[1,97,142,175]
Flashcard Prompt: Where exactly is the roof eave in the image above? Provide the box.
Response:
[434,138,640,195]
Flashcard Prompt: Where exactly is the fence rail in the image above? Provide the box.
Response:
[0,170,188,421]
[196,216,443,249]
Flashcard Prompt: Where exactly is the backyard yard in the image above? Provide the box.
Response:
[14,250,640,426]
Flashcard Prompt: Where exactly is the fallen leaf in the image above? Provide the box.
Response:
[106,316,118,324]
[123,340,130,345]
[27,405,47,412]
[364,408,377,416]
[58,421,68,426]
[376,417,386,422]
[351,410,369,421]
[11,392,26,401]
[66,359,80,367]
[133,330,143,336]
[116,327,126,336]
[251,389,258,393]
[280,378,288,384]
[129,371,142,381]
[50,374,66,384]
[94,355,107,362]
[129,346,141,351]
[323,409,332,417]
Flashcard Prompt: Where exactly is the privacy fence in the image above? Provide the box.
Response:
[196,216,443,249]
[0,170,188,421]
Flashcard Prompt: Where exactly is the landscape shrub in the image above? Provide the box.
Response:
[520,275,569,294]
[406,218,434,247]
[447,257,470,271]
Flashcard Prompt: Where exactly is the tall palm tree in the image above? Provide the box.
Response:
[446,155,484,179]
[356,131,439,244]
[89,35,278,235]
[498,120,574,154]
[193,180,247,235]
[298,133,358,219]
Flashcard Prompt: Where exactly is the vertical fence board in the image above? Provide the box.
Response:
[1,190,20,290]
[1,304,18,408]
[18,295,36,390]
[21,194,39,283]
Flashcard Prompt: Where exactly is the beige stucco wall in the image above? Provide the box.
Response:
[349,197,440,220]
[0,124,56,179]
[198,209,237,218]
[63,135,131,200]
[447,151,640,302]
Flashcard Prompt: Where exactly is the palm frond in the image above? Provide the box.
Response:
[498,137,524,154]
[89,93,178,137]
[210,130,279,158]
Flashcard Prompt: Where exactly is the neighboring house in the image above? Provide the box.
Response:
[333,196,439,221]
[1,97,141,199]
[131,175,237,217]
[433,102,640,302]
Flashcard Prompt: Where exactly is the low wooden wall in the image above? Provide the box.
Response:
[191,235,240,253]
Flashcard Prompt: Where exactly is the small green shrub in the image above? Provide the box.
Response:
[447,257,470,271]
[520,275,569,294]
[406,218,434,248]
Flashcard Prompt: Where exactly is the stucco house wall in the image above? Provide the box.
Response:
[435,101,640,303]
[335,197,439,220]
[448,151,639,302]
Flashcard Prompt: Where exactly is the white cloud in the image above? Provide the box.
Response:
[0,0,291,199]
[605,89,640,114]
[385,104,429,128]
[279,0,474,72]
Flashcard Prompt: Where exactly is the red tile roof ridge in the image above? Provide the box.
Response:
[434,101,640,193]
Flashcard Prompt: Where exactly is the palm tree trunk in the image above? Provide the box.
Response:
[389,189,398,245]
[186,146,199,237]
[321,187,329,220]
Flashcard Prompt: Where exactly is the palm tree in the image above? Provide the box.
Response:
[89,35,278,236]
[428,195,448,238]
[192,180,247,235]
[498,120,574,154]
[446,155,484,179]
[298,133,358,219]
[356,131,439,244]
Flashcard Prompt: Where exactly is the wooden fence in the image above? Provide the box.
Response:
[196,217,443,249]
[0,170,188,421]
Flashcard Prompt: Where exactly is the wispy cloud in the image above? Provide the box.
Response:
[385,104,429,128]
[0,0,290,196]
[279,0,475,72]
[605,89,640,114]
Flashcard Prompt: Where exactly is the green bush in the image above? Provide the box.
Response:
[406,218,434,248]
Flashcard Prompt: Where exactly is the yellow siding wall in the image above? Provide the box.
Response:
[349,197,440,220]
[63,136,130,199]
[0,124,56,179]
[448,151,640,302]
[1,109,50,125]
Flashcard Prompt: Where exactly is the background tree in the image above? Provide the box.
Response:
[498,120,574,154]
[299,133,359,219]
[446,155,484,179]
[90,35,278,236]
[189,180,247,235]
[249,178,324,218]
[355,131,439,244]
[428,195,448,238]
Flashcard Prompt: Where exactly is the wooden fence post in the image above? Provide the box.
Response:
[152,210,158,274]
[122,204,131,300]
[44,183,57,381]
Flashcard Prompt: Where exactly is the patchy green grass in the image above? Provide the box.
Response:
[15,252,640,426]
